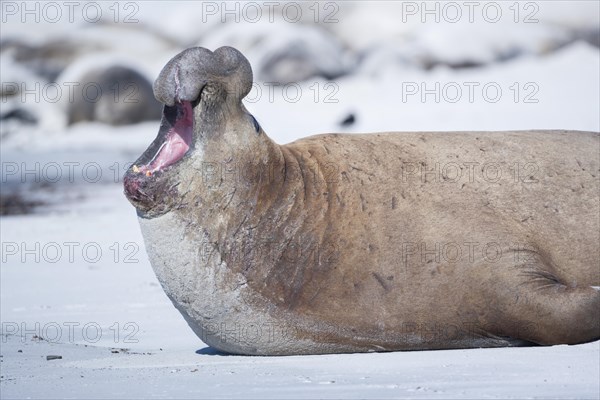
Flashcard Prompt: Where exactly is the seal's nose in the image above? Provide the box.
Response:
[153,46,253,107]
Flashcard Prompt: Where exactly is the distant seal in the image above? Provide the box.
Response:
[68,65,161,126]
[124,46,599,355]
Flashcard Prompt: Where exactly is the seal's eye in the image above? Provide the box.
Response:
[250,114,260,133]
[203,84,218,95]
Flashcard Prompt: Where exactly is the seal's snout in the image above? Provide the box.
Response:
[153,46,253,107]
[123,172,143,202]
[123,164,180,217]
[123,170,153,212]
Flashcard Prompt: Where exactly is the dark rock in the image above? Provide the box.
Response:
[67,65,162,126]
[1,39,101,82]
[0,193,45,216]
[340,113,356,127]
[0,109,38,125]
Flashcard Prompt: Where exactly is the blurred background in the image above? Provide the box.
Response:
[2,1,599,136]
[1,1,599,397]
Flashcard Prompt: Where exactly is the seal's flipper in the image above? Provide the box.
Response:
[491,261,600,345]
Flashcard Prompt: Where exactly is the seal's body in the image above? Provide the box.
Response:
[124,46,599,355]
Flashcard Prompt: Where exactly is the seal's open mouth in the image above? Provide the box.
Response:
[134,101,193,176]
[123,100,196,214]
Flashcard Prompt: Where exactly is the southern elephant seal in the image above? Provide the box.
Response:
[124,46,600,355]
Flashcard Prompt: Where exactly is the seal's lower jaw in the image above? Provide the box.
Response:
[123,101,194,216]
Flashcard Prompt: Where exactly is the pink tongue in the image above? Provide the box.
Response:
[141,102,193,174]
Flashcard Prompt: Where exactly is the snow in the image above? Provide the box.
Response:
[1,1,599,398]
[2,331,599,399]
